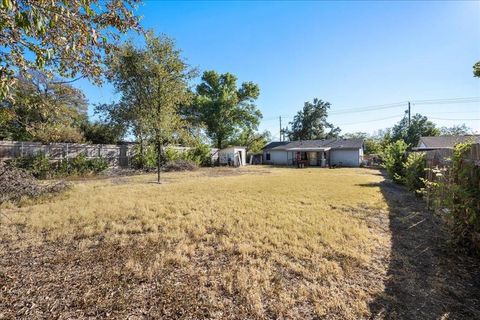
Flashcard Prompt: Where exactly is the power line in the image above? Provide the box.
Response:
[412,97,480,105]
[429,117,480,121]
[336,115,403,126]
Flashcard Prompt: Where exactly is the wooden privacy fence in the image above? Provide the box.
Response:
[0,140,134,167]
[424,144,480,179]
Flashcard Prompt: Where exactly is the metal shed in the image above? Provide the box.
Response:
[218,146,247,166]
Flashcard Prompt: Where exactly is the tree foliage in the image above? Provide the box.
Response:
[382,139,408,183]
[81,121,125,144]
[228,128,271,154]
[390,113,439,148]
[0,0,141,99]
[403,152,426,192]
[474,61,480,78]
[288,98,340,141]
[0,71,87,142]
[102,34,195,182]
[194,71,261,149]
[440,124,472,136]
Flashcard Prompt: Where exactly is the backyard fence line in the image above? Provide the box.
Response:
[0,140,221,168]
[0,140,135,167]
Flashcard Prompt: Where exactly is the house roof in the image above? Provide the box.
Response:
[416,135,480,150]
[263,138,364,151]
[263,141,289,150]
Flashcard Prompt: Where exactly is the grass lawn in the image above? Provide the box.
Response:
[1,167,478,319]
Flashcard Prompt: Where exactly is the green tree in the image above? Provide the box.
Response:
[288,98,340,141]
[0,0,141,99]
[194,71,261,149]
[474,61,480,77]
[228,129,271,154]
[390,113,439,148]
[0,71,87,142]
[81,121,126,144]
[382,139,408,183]
[104,34,195,183]
[403,152,426,192]
[440,124,472,136]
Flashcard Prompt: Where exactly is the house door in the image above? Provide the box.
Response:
[308,152,317,166]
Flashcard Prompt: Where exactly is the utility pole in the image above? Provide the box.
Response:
[279,116,282,141]
[408,101,411,127]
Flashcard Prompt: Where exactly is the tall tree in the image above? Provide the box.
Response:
[474,61,480,77]
[194,71,261,149]
[228,128,271,154]
[390,113,439,148]
[103,34,195,183]
[0,71,87,142]
[0,0,141,99]
[288,98,340,141]
[440,124,472,136]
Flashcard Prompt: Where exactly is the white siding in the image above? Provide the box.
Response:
[219,147,247,166]
[330,149,360,167]
[264,150,288,165]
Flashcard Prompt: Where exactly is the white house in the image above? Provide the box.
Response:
[262,139,364,167]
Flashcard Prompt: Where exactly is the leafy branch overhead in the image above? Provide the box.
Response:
[0,0,142,99]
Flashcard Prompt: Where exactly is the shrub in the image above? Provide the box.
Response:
[186,144,212,166]
[448,143,480,251]
[382,140,408,183]
[131,144,157,169]
[8,153,53,179]
[8,153,109,179]
[403,152,426,193]
[163,159,198,172]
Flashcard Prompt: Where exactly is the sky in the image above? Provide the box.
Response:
[74,0,480,140]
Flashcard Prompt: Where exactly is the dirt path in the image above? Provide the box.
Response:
[368,178,480,319]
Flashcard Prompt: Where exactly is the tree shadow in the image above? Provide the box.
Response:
[360,175,480,319]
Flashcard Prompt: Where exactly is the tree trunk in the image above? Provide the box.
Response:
[157,140,162,184]
[139,133,144,169]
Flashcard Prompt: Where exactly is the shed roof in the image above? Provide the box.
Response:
[263,138,364,151]
[416,135,480,149]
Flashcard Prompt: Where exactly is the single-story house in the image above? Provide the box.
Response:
[262,138,364,167]
[413,135,480,151]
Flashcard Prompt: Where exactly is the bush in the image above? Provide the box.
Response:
[186,144,212,166]
[164,145,212,166]
[8,153,52,179]
[403,152,426,193]
[131,144,157,169]
[382,140,408,183]
[8,153,109,179]
[448,143,480,251]
[163,159,198,172]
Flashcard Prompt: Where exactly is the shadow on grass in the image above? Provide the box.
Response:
[360,175,480,319]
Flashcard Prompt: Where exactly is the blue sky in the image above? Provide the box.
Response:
[75,1,480,140]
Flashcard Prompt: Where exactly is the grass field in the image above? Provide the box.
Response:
[1,166,478,319]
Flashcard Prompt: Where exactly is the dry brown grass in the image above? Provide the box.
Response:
[1,167,392,319]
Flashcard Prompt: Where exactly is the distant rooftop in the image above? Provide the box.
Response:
[263,138,364,151]
[416,135,480,150]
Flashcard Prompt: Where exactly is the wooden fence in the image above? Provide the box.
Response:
[0,140,135,167]
[424,144,480,179]
[0,141,221,168]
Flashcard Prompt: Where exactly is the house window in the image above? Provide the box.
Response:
[266,152,271,161]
